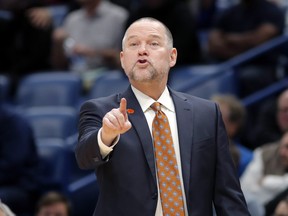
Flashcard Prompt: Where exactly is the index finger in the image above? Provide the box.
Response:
[119,98,127,116]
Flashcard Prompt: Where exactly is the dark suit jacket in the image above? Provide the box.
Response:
[76,86,250,216]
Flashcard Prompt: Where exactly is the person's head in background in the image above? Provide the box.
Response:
[273,196,288,216]
[211,94,246,139]
[211,94,246,169]
[278,132,288,169]
[277,89,288,134]
[35,191,71,216]
[0,201,15,216]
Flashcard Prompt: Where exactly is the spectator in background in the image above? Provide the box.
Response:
[0,0,79,96]
[0,0,52,94]
[51,0,128,90]
[212,94,253,176]
[126,0,202,66]
[26,1,80,29]
[251,89,288,149]
[207,0,285,97]
[188,0,217,30]
[0,101,42,215]
[35,191,71,216]
[241,131,288,209]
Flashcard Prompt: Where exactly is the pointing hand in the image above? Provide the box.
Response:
[101,98,132,146]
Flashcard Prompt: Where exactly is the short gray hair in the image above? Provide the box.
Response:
[122,17,174,49]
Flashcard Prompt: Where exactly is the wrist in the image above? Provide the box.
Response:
[101,129,118,147]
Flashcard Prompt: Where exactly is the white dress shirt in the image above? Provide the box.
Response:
[98,86,188,215]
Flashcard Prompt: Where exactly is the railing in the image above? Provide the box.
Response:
[177,34,288,93]
[242,77,288,107]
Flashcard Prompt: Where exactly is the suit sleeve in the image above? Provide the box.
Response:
[75,100,108,170]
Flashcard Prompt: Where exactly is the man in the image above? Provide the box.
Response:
[76,17,250,215]
[35,191,71,216]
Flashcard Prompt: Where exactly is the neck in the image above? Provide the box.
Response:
[131,80,167,100]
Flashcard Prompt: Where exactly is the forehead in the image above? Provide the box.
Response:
[125,20,166,40]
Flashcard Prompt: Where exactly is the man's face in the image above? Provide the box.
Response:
[279,133,288,167]
[37,203,68,216]
[120,20,177,85]
[277,92,288,132]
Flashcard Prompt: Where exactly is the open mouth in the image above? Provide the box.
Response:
[138,59,148,64]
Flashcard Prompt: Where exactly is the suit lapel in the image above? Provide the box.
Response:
[170,89,193,200]
[120,87,157,184]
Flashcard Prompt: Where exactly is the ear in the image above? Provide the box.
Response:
[169,48,177,68]
[120,51,124,69]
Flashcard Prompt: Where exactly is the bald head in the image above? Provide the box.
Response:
[122,17,173,49]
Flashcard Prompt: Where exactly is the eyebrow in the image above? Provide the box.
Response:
[126,34,163,41]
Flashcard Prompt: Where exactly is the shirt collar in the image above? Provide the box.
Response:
[131,85,175,113]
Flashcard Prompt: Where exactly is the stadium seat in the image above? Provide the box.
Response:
[24,106,78,148]
[16,72,82,108]
[37,142,72,192]
[88,71,129,99]
[169,65,238,99]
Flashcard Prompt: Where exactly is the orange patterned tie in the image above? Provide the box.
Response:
[151,102,185,216]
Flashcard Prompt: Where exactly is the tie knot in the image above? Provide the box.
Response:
[151,102,161,112]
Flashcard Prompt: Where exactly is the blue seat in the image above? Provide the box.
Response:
[16,72,82,108]
[24,106,78,148]
[37,142,72,192]
[169,65,238,99]
[0,74,10,102]
[68,173,99,216]
[88,71,129,98]
[186,68,238,99]
[169,65,219,90]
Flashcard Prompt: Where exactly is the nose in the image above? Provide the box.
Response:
[138,44,148,55]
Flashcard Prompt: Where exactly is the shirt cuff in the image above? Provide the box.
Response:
[98,128,120,159]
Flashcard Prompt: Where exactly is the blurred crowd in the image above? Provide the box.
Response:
[1,0,288,215]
